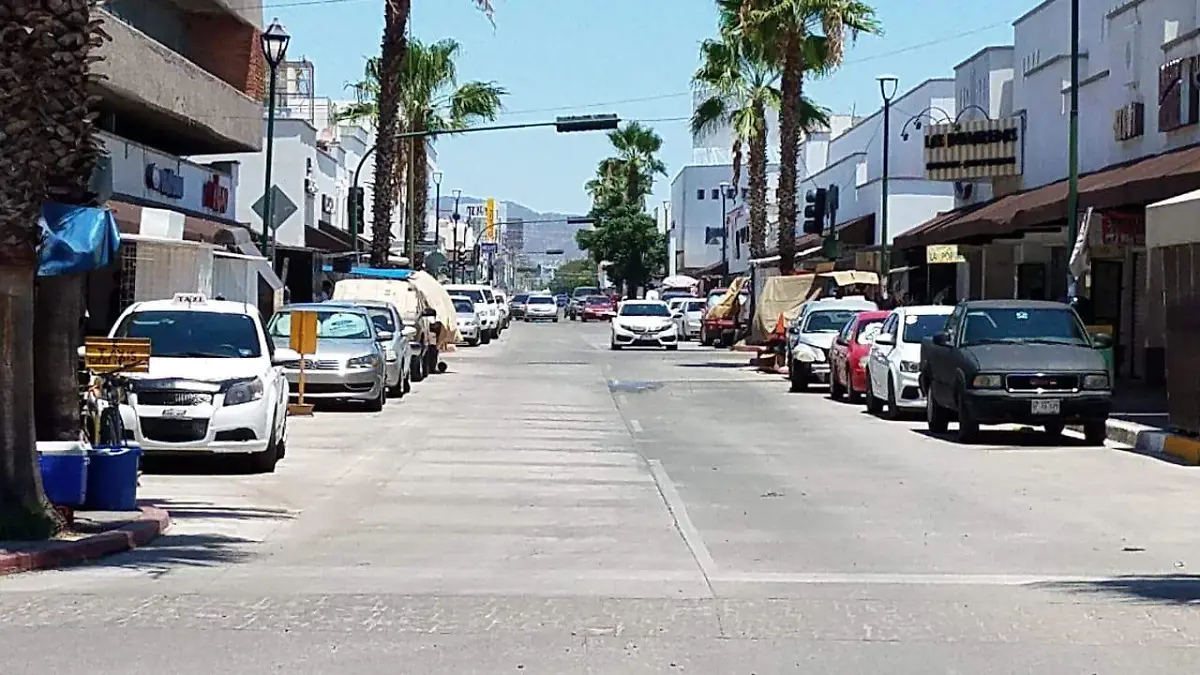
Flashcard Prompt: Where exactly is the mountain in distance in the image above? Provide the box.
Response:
[436,196,590,266]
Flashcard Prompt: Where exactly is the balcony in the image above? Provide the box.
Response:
[170,0,262,30]
[93,8,262,155]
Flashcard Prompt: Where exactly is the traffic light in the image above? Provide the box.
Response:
[348,186,365,236]
[803,188,827,235]
[555,114,620,132]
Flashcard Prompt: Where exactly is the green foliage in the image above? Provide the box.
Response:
[548,258,599,296]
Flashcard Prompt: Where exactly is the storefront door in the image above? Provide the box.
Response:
[1092,259,1123,373]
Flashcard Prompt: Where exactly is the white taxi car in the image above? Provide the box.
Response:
[108,293,289,472]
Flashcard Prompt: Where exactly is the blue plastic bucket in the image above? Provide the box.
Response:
[37,441,90,507]
[84,444,142,511]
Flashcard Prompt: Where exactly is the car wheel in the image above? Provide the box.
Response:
[388,372,405,398]
[926,388,950,433]
[402,370,412,394]
[847,376,862,403]
[666,344,678,351]
[481,331,491,345]
[788,362,809,393]
[885,376,901,420]
[955,388,979,443]
[1043,421,1064,438]
[580,316,588,323]
[425,347,439,376]
[866,384,883,414]
[610,341,621,350]
[411,355,426,383]
[252,424,279,473]
[468,336,480,346]
[830,369,845,400]
[1083,420,1107,445]
[366,384,385,412]
[553,317,559,322]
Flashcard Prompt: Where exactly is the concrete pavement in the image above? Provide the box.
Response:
[2,321,1200,673]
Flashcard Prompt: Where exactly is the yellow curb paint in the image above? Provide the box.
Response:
[1162,436,1200,465]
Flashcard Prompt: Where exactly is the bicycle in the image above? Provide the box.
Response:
[78,360,138,447]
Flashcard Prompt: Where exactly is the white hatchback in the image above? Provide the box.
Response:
[865,305,954,417]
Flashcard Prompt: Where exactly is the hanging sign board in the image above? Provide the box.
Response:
[84,337,152,373]
[926,244,966,264]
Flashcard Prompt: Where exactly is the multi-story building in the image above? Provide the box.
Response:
[84,0,269,328]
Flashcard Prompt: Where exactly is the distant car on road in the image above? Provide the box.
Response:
[920,299,1113,444]
[579,295,615,322]
[509,293,529,320]
[568,285,601,320]
[524,294,560,322]
[610,300,679,351]
[324,300,414,398]
[786,297,877,392]
[451,295,482,346]
[671,297,706,341]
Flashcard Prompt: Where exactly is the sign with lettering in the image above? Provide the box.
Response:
[1113,101,1145,141]
[926,244,966,264]
[923,117,1023,181]
[144,163,184,200]
[201,174,229,213]
[1100,211,1145,246]
[84,337,151,374]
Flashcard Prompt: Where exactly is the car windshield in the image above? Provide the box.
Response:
[268,310,373,340]
[960,307,1090,346]
[684,300,706,313]
[804,309,859,333]
[366,308,395,334]
[449,289,484,303]
[512,294,529,303]
[903,313,950,343]
[707,294,725,309]
[482,289,495,303]
[453,299,475,313]
[529,296,555,305]
[114,310,261,358]
[620,303,670,317]
[856,319,886,344]
[586,296,610,305]
[573,287,600,298]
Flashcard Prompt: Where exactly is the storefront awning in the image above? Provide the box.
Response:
[305,225,353,253]
[895,143,1200,248]
[835,213,875,247]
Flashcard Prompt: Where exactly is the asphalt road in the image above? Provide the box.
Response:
[3,320,1200,673]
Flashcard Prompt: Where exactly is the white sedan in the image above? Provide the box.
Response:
[610,300,679,350]
[865,304,954,417]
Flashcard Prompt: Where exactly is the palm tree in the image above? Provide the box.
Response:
[604,122,667,207]
[739,0,879,273]
[585,157,625,207]
[0,0,104,537]
[342,39,505,265]
[367,0,410,266]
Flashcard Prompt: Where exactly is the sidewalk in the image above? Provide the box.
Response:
[0,506,170,575]
[1072,382,1200,465]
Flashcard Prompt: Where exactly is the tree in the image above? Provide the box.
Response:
[367,0,410,267]
[548,258,598,296]
[739,0,879,273]
[576,203,666,298]
[604,122,667,208]
[0,0,105,538]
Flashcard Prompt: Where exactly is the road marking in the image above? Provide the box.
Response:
[647,460,718,581]
[629,419,643,433]
[709,571,1119,586]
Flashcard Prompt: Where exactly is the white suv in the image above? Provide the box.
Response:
[444,284,500,341]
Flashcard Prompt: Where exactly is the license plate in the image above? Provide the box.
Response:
[162,408,188,419]
[1031,399,1061,415]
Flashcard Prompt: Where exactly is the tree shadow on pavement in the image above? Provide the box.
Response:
[99,532,259,574]
[145,498,298,523]
[910,427,1094,449]
[1037,575,1200,604]
[675,361,752,369]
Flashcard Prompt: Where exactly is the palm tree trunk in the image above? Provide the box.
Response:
[776,32,804,275]
[412,140,430,266]
[34,274,85,442]
[748,101,768,259]
[369,0,411,267]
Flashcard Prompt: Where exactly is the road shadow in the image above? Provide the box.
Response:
[141,454,254,476]
[676,361,753,369]
[1037,575,1200,604]
[145,498,297,523]
[910,426,1094,448]
[110,531,259,571]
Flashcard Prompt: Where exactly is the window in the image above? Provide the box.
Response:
[367,308,396,334]
[115,310,262,359]
[482,289,495,303]
[960,307,1089,346]
[697,189,705,200]
[803,309,860,333]
[619,303,670,317]
[711,188,719,199]
[268,309,373,340]
[529,295,556,305]
[450,289,484,303]
[855,318,886,344]
[453,298,474,313]
[944,305,966,343]
[837,320,855,343]
[902,313,950,343]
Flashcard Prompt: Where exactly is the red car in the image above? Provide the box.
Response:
[579,295,616,322]
[829,310,890,403]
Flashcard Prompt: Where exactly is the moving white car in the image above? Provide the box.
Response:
[444,284,499,342]
[108,293,289,472]
[610,300,679,350]
[865,304,954,417]
[524,294,559,321]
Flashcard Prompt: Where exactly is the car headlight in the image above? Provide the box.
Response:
[383,345,397,362]
[971,374,1004,389]
[347,354,381,369]
[794,343,825,362]
[224,377,264,406]
[900,360,920,373]
[1082,373,1110,390]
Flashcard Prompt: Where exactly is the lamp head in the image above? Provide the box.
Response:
[260,18,290,67]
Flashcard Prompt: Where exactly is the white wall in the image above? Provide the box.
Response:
[102,131,238,221]
[952,46,1016,206]
[669,163,771,270]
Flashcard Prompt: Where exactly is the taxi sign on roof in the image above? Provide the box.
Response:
[173,293,207,305]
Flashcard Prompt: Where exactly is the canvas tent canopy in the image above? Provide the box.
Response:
[751,274,816,344]
[706,276,749,320]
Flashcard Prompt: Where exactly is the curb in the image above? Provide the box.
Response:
[0,506,170,576]
[731,343,765,354]
[1089,419,1200,465]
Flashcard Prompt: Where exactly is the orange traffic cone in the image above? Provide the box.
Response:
[772,314,786,338]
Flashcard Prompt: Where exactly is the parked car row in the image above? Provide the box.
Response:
[786,296,1115,445]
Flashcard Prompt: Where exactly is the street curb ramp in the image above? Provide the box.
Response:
[0,506,170,575]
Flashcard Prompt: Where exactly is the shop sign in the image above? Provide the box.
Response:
[1113,101,1145,141]
[201,174,229,214]
[923,117,1023,181]
[144,163,184,200]
[1100,211,1145,246]
[926,244,966,264]
[1157,55,1200,132]
[855,251,880,271]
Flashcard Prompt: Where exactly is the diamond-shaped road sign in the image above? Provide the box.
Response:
[251,185,298,231]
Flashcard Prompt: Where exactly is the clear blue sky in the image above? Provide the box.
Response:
[273,0,1034,214]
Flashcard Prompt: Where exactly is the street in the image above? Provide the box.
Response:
[3,321,1200,673]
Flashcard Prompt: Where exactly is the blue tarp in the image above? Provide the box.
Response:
[321,265,412,280]
[37,202,121,277]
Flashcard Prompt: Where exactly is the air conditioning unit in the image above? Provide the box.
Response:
[954,181,974,200]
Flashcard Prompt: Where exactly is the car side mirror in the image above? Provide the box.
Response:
[874,333,895,346]
[376,331,394,342]
[402,326,417,339]
[422,307,437,318]
[1091,332,1113,349]
[787,325,799,335]
[931,331,951,347]
[672,311,682,318]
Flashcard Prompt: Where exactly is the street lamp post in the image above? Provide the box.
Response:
[432,171,443,261]
[1066,0,1081,297]
[877,74,900,293]
[259,18,290,259]
[451,189,462,283]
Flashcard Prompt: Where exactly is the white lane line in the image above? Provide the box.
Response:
[648,459,718,579]
[709,571,1122,586]
[629,419,643,433]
